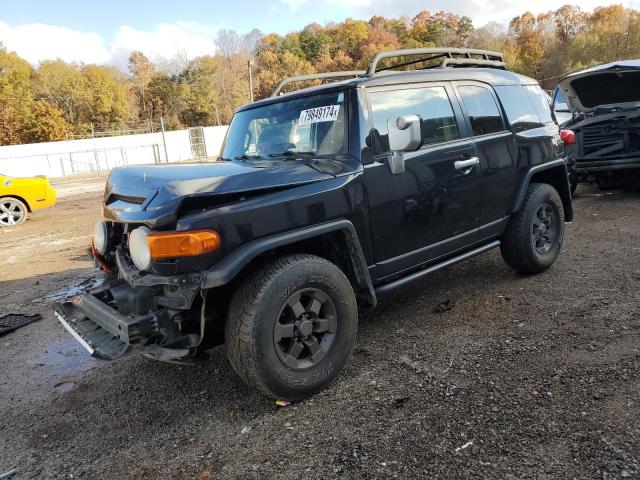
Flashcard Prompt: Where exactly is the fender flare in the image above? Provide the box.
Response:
[201,219,377,308]
[511,159,574,222]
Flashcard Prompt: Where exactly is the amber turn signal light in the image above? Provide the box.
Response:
[147,230,221,259]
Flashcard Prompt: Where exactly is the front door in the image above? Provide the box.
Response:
[363,82,482,279]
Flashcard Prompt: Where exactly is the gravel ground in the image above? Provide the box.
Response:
[0,178,639,479]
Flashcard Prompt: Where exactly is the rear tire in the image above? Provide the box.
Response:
[225,254,358,400]
[501,183,565,274]
[0,197,28,227]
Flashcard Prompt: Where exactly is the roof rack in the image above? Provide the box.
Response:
[366,48,506,75]
[270,71,365,97]
[268,48,506,97]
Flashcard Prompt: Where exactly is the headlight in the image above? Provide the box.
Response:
[129,226,152,271]
[93,221,108,255]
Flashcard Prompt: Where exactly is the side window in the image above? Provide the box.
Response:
[524,85,553,124]
[494,85,543,132]
[457,85,505,136]
[552,88,570,112]
[369,86,459,151]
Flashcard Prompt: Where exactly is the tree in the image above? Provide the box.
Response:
[508,12,546,78]
[35,60,86,132]
[25,101,70,142]
[128,51,154,123]
[0,48,34,144]
[81,65,131,131]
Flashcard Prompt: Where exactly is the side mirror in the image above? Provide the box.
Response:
[388,115,422,152]
[385,115,422,175]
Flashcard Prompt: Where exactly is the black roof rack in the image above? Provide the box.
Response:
[268,48,506,97]
[270,71,365,97]
[367,47,506,75]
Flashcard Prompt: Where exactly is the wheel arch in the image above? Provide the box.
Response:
[511,160,573,222]
[202,220,377,309]
[0,194,32,212]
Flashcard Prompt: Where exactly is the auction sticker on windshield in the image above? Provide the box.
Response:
[299,105,340,125]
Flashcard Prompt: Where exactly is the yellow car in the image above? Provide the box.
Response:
[0,173,57,227]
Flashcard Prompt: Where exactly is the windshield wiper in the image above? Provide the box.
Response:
[268,150,318,159]
[234,154,263,161]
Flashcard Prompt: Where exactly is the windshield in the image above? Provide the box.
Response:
[222,90,347,160]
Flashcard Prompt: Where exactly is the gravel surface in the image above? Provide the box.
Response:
[0,179,639,479]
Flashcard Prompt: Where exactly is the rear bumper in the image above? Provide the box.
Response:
[575,157,640,173]
[32,184,57,211]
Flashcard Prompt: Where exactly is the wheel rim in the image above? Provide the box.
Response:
[273,288,337,370]
[0,200,25,226]
[531,203,556,254]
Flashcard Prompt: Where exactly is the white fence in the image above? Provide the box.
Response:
[0,126,229,178]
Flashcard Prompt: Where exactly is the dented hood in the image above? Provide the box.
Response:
[556,60,640,114]
[103,159,348,226]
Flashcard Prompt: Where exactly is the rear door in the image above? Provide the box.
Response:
[363,82,482,279]
[452,81,516,229]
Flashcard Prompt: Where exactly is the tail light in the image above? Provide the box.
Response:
[560,129,575,145]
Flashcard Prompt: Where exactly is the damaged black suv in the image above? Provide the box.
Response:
[553,60,640,191]
[56,48,573,400]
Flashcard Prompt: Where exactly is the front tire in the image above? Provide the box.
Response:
[501,183,565,274]
[0,197,28,227]
[225,254,358,400]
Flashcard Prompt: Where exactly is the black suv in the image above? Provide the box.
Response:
[56,48,573,400]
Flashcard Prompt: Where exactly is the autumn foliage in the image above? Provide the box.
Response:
[1,4,639,145]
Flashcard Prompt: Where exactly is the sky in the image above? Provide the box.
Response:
[0,0,630,69]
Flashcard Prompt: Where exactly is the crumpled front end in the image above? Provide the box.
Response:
[55,245,207,362]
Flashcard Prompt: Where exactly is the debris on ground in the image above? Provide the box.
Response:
[0,314,41,336]
[392,397,410,408]
[0,468,17,480]
[454,441,473,453]
[275,400,291,407]
[434,300,454,313]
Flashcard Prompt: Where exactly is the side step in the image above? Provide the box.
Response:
[374,241,500,295]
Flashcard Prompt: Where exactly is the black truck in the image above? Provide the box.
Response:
[56,48,573,400]
[553,59,640,191]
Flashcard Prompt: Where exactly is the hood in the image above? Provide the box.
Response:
[103,159,353,226]
[556,60,640,114]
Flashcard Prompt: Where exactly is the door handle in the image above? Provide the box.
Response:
[454,157,480,172]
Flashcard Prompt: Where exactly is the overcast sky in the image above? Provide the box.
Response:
[0,0,629,69]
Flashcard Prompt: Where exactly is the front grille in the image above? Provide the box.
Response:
[580,128,625,158]
[107,193,146,205]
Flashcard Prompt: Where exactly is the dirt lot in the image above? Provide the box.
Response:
[0,175,639,479]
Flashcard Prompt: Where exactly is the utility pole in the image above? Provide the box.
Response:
[160,117,169,163]
[247,59,254,102]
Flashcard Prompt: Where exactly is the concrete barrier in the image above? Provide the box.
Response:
[0,125,229,178]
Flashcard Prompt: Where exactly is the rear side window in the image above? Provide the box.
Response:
[495,85,547,132]
[524,85,553,124]
[369,86,460,151]
[457,85,505,136]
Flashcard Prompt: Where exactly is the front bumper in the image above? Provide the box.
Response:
[54,288,158,360]
[55,253,204,361]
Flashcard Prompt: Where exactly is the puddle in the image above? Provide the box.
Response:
[54,381,76,394]
[46,272,107,302]
[32,338,97,377]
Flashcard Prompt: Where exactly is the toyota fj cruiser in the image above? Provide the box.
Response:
[56,48,573,400]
